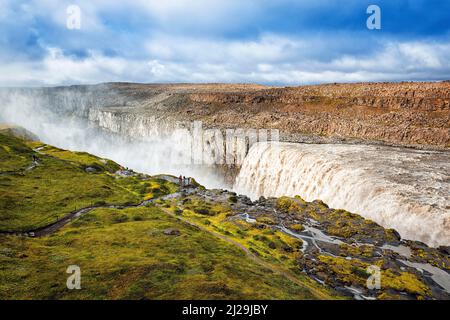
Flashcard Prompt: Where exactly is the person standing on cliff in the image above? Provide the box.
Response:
[179,175,183,186]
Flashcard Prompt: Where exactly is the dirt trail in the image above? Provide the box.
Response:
[0,188,186,237]
[0,185,333,299]
[0,157,39,176]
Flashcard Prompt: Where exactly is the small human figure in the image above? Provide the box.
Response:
[178,175,183,186]
[183,176,186,186]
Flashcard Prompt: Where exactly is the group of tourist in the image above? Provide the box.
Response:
[178,175,191,187]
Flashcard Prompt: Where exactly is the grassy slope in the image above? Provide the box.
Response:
[161,195,437,299]
[0,132,330,299]
[0,206,320,299]
[0,133,176,231]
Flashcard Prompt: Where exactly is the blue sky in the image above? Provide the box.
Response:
[1,0,450,86]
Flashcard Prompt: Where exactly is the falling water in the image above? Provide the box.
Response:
[233,142,450,247]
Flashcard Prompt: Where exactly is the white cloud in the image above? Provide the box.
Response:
[3,39,449,86]
[330,41,450,73]
[1,0,449,86]
[145,34,303,65]
[1,13,450,87]
[0,47,149,86]
[0,38,448,86]
[398,42,444,69]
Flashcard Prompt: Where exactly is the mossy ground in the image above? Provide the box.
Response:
[0,132,326,299]
[0,133,177,231]
[316,255,431,298]
[276,196,399,243]
[162,195,337,298]
[0,206,319,299]
[167,194,446,300]
[1,132,442,300]
[275,197,440,299]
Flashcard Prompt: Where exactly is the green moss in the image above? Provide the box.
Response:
[183,197,231,217]
[326,225,357,238]
[0,134,33,172]
[277,196,307,213]
[255,216,277,225]
[276,195,393,244]
[381,270,430,297]
[0,134,177,231]
[317,255,431,298]
[339,243,374,258]
[289,224,304,232]
[0,206,321,300]
[29,143,121,173]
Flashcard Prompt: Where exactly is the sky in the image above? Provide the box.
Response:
[1,0,450,86]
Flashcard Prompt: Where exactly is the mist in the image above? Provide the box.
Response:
[0,87,229,190]
[234,142,450,247]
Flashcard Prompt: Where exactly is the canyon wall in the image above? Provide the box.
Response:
[185,82,450,148]
[1,82,449,246]
[3,81,449,149]
[88,108,280,185]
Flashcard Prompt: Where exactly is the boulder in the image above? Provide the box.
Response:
[438,246,450,256]
[163,228,181,236]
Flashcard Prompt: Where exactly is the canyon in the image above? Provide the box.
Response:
[1,129,450,300]
[0,82,449,247]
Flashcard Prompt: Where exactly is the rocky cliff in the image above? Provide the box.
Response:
[88,82,450,149]
[2,82,449,149]
[1,131,449,300]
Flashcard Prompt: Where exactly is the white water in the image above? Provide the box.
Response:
[0,91,244,190]
[233,142,450,247]
[399,260,450,292]
[2,89,450,246]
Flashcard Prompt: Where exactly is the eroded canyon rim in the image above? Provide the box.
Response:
[0,81,449,246]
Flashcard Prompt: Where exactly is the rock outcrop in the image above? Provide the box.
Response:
[0,124,39,141]
[86,82,450,149]
[2,82,449,149]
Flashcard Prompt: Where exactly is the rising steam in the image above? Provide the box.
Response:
[0,87,229,189]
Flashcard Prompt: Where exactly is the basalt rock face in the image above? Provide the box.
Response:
[85,82,450,149]
[185,82,450,148]
[2,82,448,149]
[189,82,450,111]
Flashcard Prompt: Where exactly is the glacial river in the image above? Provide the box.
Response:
[234,142,450,247]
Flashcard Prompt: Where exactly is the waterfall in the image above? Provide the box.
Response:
[0,89,251,190]
[234,142,450,247]
[3,87,449,246]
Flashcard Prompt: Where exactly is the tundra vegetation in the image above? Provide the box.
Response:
[0,129,449,300]
[0,131,324,299]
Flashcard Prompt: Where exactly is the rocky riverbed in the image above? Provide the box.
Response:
[167,186,450,300]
